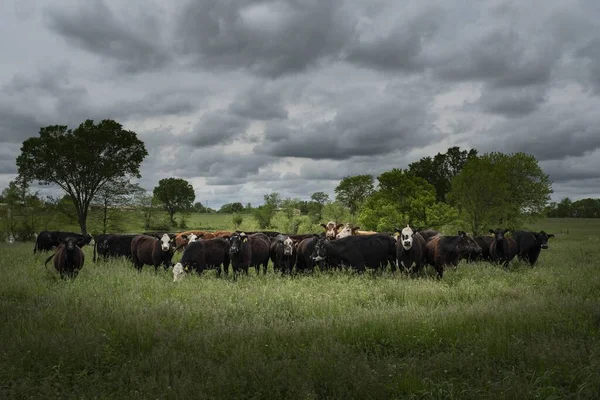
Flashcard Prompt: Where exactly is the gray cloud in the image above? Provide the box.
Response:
[181,111,251,148]
[471,85,548,117]
[176,0,355,78]
[44,0,171,73]
[229,84,288,120]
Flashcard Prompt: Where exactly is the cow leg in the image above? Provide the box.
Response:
[435,262,444,279]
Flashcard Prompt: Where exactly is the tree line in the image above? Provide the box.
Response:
[0,118,583,241]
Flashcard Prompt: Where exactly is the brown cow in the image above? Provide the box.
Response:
[320,221,343,240]
[335,224,360,239]
[489,229,518,269]
[213,230,233,238]
[174,230,215,251]
[44,236,85,279]
[356,230,378,235]
[425,232,482,278]
[131,234,175,272]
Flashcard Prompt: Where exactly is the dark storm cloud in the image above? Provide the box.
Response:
[541,151,600,183]
[181,111,251,148]
[229,85,288,120]
[471,86,547,117]
[44,0,171,73]
[0,106,42,143]
[176,0,355,78]
[576,38,600,93]
[259,97,436,160]
[0,145,20,174]
[473,107,600,162]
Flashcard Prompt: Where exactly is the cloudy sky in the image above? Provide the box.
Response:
[1,0,599,208]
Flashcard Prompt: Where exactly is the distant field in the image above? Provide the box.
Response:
[1,218,599,399]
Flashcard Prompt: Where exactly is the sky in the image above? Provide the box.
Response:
[1,0,600,209]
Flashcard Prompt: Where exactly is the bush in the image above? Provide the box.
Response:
[232,214,243,229]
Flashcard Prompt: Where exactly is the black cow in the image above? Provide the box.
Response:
[512,230,555,266]
[295,235,324,273]
[176,238,230,277]
[229,233,271,276]
[310,234,396,273]
[93,233,112,262]
[417,229,440,242]
[467,236,495,262]
[489,229,518,269]
[425,232,482,278]
[130,234,175,272]
[270,235,298,275]
[34,230,93,253]
[395,225,426,274]
[44,236,85,279]
[98,234,136,261]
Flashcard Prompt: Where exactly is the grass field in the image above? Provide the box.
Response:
[1,219,599,399]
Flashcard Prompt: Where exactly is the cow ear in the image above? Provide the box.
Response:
[242,236,248,243]
[394,227,402,233]
[352,226,360,232]
[154,234,161,239]
[320,224,327,229]
[504,229,510,234]
[547,234,555,238]
[181,235,188,240]
[489,229,495,234]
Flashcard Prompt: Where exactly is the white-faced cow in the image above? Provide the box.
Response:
[130,234,175,272]
[395,225,427,274]
[270,235,298,275]
[335,224,360,239]
[320,221,343,240]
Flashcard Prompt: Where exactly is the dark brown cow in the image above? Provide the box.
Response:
[175,238,230,277]
[131,234,175,272]
[489,229,518,269]
[417,229,440,242]
[229,232,271,276]
[425,232,482,278]
[44,236,85,279]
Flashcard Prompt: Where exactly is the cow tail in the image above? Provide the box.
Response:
[93,240,97,262]
[44,253,56,269]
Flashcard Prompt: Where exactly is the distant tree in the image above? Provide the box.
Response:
[232,214,243,228]
[310,191,330,221]
[193,202,208,213]
[16,119,148,235]
[0,178,45,240]
[153,178,196,226]
[448,152,552,235]
[92,178,144,234]
[334,175,374,215]
[136,193,160,230]
[219,202,244,214]
[252,192,281,229]
[245,202,252,212]
[409,146,478,202]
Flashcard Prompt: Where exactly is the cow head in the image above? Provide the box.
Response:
[283,237,295,255]
[535,231,554,249]
[229,233,248,254]
[457,231,482,256]
[156,233,173,252]
[310,237,327,261]
[396,225,415,250]
[489,228,509,244]
[76,233,94,248]
[63,236,77,252]
[335,224,359,239]
[320,221,342,240]
[173,262,186,282]
[183,233,199,244]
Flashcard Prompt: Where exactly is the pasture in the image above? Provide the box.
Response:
[1,219,599,399]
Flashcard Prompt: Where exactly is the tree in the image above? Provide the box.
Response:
[153,178,196,226]
[409,146,478,202]
[310,191,330,221]
[92,178,144,233]
[16,119,148,235]
[334,175,374,215]
[448,152,552,235]
[193,202,208,213]
[136,193,160,230]
[219,202,244,213]
[252,192,281,229]
[0,178,44,241]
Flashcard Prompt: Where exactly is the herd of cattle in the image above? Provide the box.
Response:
[33,221,555,281]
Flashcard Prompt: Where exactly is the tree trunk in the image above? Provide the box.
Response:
[78,208,88,236]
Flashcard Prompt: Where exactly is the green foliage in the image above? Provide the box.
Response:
[153,178,195,226]
[232,213,243,228]
[448,152,553,235]
[218,202,244,213]
[91,178,144,234]
[546,197,600,218]
[409,146,478,202]
[16,119,148,234]
[321,201,353,224]
[252,192,281,229]
[334,175,374,215]
[0,178,47,241]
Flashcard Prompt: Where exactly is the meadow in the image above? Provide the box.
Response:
[1,219,599,399]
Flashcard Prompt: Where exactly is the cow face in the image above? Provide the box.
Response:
[310,238,327,261]
[187,233,198,243]
[335,224,359,239]
[457,231,482,256]
[173,263,186,282]
[63,237,77,251]
[283,237,294,255]
[321,221,342,240]
[158,233,172,252]
[535,231,554,249]
[229,233,248,254]
[396,225,414,250]
[489,228,508,244]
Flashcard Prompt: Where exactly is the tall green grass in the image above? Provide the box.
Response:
[1,219,599,399]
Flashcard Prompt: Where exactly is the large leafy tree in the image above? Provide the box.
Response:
[16,119,148,235]
[252,192,281,229]
[409,146,478,202]
[448,152,552,235]
[153,178,196,226]
[334,175,374,215]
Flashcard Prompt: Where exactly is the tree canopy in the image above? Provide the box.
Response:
[153,178,196,226]
[334,175,374,215]
[16,119,148,235]
[448,152,552,235]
